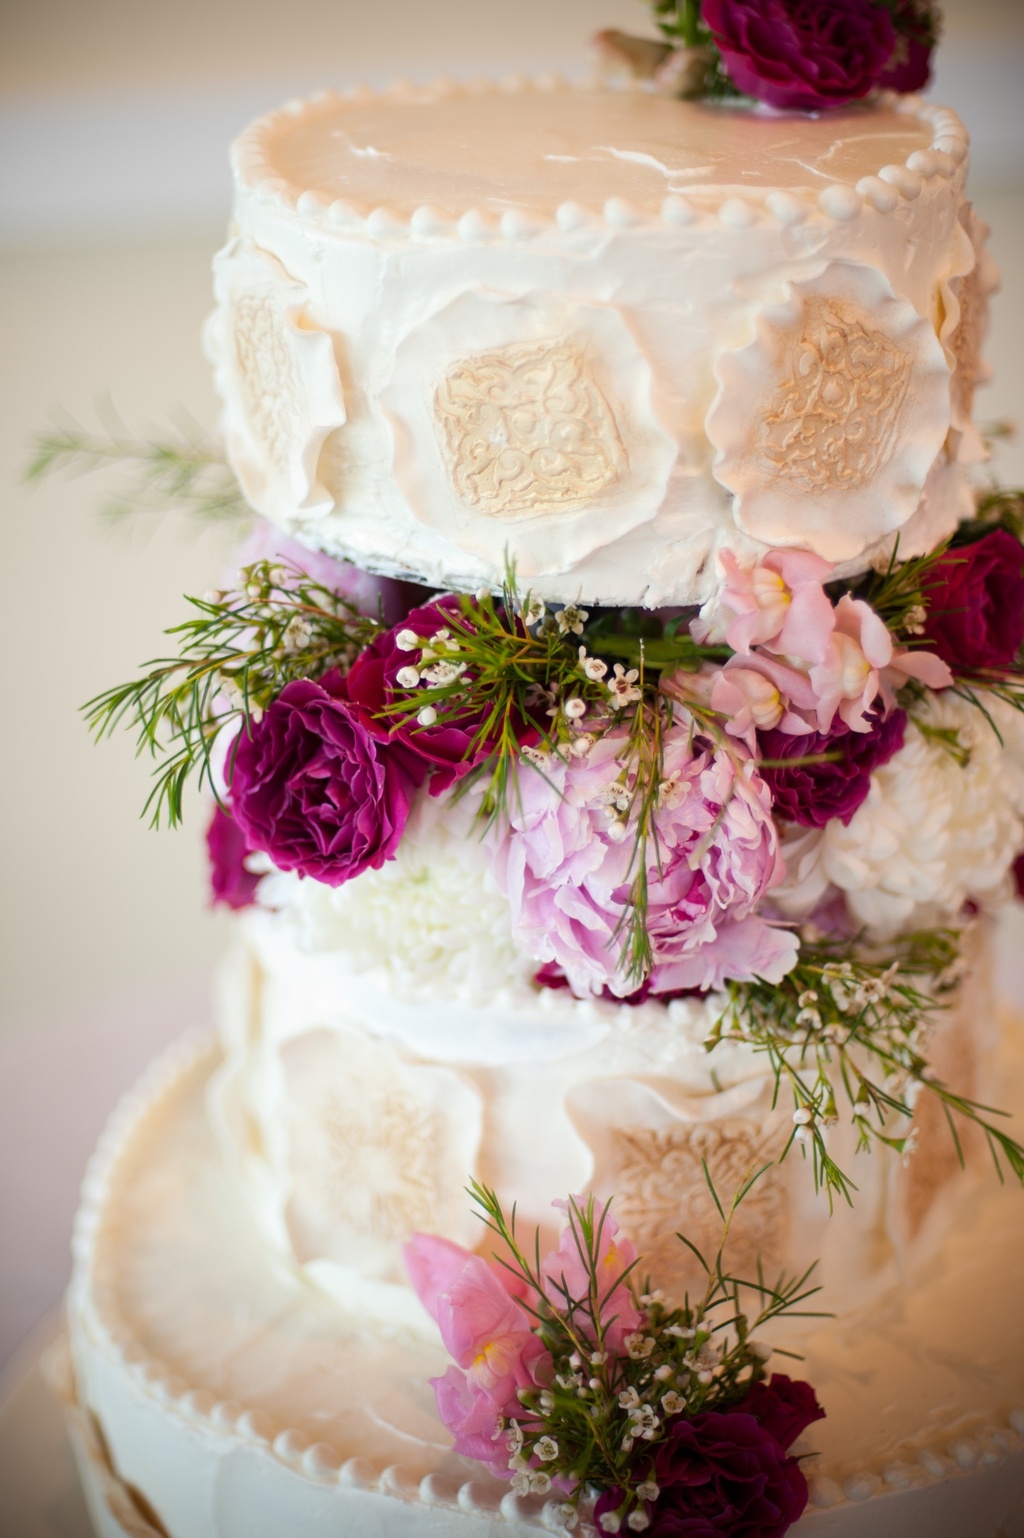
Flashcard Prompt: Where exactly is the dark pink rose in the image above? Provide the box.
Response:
[1013,851,1024,901]
[205,803,260,910]
[921,529,1024,673]
[758,709,907,828]
[228,669,424,886]
[346,596,537,795]
[878,1,939,92]
[739,1373,826,1451]
[594,1406,810,1536]
[703,0,896,111]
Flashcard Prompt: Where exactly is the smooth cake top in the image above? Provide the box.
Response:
[237,83,939,217]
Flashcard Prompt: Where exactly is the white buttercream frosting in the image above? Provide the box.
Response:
[64,1027,1024,1538]
[207,899,995,1324]
[207,81,984,606]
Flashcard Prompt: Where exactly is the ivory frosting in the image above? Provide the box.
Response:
[65,1030,1024,1538]
[60,71,1024,1538]
[205,80,987,605]
[205,911,992,1323]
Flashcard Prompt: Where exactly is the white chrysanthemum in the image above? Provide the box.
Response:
[259,790,528,998]
[774,693,1024,938]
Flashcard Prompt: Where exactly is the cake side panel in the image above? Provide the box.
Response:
[206,87,979,607]
[207,910,996,1319]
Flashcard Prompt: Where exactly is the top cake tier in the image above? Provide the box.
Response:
[208,79,990,607]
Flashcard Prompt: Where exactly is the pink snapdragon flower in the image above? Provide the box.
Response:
[405,1234,550,1473]
[698,551,952,742]
[699,548,835,661]
[492,719,797,998]
[541,1204,643,1354]
[808,595,892,733]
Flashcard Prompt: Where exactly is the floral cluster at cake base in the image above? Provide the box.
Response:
[405,1179,824,1534]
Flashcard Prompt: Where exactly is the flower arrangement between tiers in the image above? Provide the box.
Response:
[596,1,941,108]
[76,472,1024,1202]
[403,1176,825,1534]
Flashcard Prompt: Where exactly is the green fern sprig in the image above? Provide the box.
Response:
[710,928,1024,1206]
[83,560,382,826]
[465,1172,823,1529]
[27,417,249,527]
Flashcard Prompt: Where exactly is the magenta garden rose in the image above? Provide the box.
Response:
[757,708,907,829]
[739,1373,826,1452]
[227,668,424,886]
[877,0,940,92]
[702,0,896,112]
[594,1374,823,1537]
[345,595,533,794]
[205,803,260,910]
[921,528,1024,673]
[492,721,797,999]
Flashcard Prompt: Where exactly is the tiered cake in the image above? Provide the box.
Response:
[54,39,1024,1538]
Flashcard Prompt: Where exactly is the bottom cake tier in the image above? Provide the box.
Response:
[59,1027,1024,1538]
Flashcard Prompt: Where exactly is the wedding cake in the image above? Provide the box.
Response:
[52,5,1024,1536]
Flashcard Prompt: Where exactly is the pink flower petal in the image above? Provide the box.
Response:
[404,1233,475,1323]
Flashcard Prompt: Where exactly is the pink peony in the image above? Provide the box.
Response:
[541,1204,643,1354]
[492,721,797,998]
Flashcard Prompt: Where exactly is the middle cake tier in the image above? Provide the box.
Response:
[210,898,992,1331]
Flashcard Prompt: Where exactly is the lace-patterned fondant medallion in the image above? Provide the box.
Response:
[609,1117,788,1279]
[947,255,989,432]
[232,292,306,476]
[434,339,627,518]
[320,1087,440,1242]
[205,240,346,521]
[707,260,952,561]
[758,298,912,496]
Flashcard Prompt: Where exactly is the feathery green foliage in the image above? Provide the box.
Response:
[712,928,1024,1205]
[82,561,381,827]
[467,1174,823,1528]
[27,418,249,528]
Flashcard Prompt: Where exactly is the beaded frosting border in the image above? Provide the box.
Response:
[229,78,969,242]
[67,1032,1024,1531]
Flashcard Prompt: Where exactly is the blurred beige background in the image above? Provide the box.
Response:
[0,0,1022,1367]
